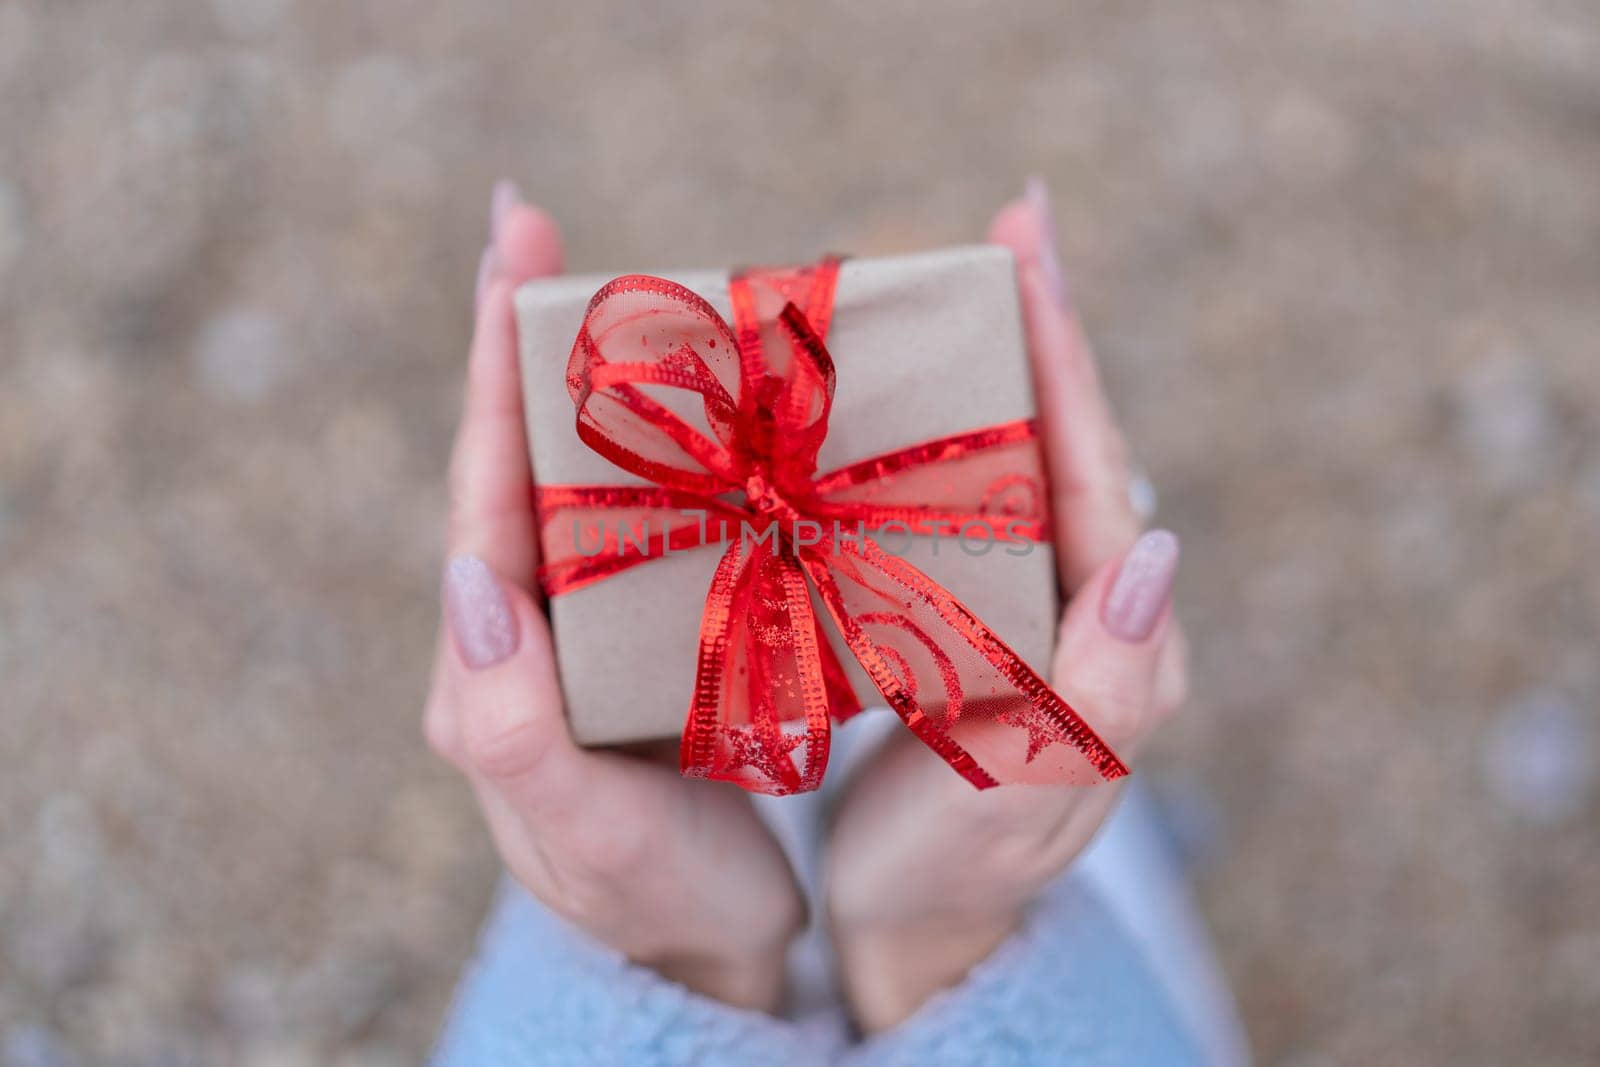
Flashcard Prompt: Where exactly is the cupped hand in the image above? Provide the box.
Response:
[824,181,1191,1031]
[423,183,804,1012]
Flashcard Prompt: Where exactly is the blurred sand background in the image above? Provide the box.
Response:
[2,1,1598,1063]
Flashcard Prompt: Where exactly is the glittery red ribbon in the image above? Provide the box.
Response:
[535,258,1128,795]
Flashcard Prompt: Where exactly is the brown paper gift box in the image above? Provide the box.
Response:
[515,245,1059,746]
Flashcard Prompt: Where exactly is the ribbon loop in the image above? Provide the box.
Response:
[728,262,839,485]
[570,276,745,493]
[537,258,1128,795]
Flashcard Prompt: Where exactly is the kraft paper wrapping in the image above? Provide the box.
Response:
[515,245,1059,745]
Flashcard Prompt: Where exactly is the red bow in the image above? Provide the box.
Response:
[535,258,1127,795]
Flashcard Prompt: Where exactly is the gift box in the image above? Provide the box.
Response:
[516,245,1123,794]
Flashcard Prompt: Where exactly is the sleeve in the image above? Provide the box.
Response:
[839,874,1210,1067]
[429,877,842,1067]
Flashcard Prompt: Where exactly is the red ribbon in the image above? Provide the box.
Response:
[535,257,1128,795]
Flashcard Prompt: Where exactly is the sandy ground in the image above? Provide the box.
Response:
[2,1,1598,1063]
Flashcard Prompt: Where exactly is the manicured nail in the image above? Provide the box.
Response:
[1101,530,1180,643]
[444,555,519,669]
[1025,176,1068,309]
[490,178,521,241]
[474,244,498,310]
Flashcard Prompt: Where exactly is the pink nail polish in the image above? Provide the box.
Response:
[490,178,521,240]
[474,245,497,309]
[444,555,519,669]
[1101,530,1179,643]
[1025,176,1069,308]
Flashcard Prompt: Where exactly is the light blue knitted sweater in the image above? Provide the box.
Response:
[432,854,1223,1064]
[431,713,1244,1067]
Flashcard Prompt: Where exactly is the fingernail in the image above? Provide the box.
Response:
[474,244,498,310]
[490,178,521,241]
[1025,176,1068,309]
[444,555,519,669]
[1101,530,1180,643]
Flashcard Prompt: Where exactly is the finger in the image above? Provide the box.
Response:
[447,275,541,586]
[988,180,1140,592]
[491,179,565,284]
[435,184,564,758]
[447,184,565,590]
[449,183,565,586]
[1052,529,1181,754]
[441,554,588,808]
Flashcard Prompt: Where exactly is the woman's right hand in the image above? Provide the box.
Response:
[421,184,806,1013]
[823,182,1190,1032]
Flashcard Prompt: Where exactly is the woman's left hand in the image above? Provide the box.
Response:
[423,185,805,1013]
[824,183,1191,1032]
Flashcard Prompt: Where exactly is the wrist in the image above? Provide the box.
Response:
[647,937,792,1013]
[833,909,1024,1033]
[604,857,806,1013]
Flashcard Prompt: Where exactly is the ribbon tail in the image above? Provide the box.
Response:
[799,538,1127,789]
[681,537,832,795]
[815,621,864,723]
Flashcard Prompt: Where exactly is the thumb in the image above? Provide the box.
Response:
[440,555,586,803]
[1052,530,1181,755]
